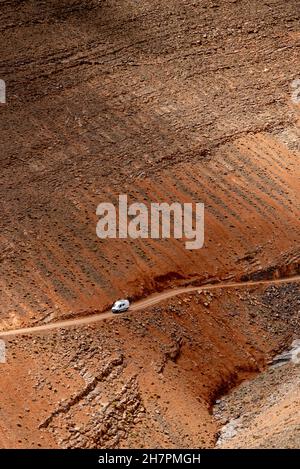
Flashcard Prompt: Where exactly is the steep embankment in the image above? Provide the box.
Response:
[214,359,300,449]
[0,276,299,337]
[0,281,299,448]
[0,0,300,329]
[0,0,299,450]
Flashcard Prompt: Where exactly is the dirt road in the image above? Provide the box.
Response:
[1,276,299,338]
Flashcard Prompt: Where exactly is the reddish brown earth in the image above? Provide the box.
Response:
[0,0,300,329]
[214,358,300,448]
[0,0,299,449]
[0,282,299,449]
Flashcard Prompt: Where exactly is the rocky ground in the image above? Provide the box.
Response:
[0,0,299,328]
[0,282,299,448]
[0,0,299,449]
[213,285,300,449]
[214,356,300,448]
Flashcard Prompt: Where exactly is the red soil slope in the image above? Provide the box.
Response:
[0,281,299,448]
[0,0,299,329]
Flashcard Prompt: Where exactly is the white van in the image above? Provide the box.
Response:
[111,299,130,314]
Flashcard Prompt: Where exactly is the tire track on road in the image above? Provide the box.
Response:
[1,276,299,338]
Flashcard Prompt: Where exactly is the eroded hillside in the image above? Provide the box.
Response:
[0,0,299,450]
[0,282,299,448]
[0,0,299,329]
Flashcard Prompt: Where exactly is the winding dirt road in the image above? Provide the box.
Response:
[1,276,299,338]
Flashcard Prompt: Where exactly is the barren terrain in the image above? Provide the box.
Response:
[0,0,299,449]
[0,281,299,448]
